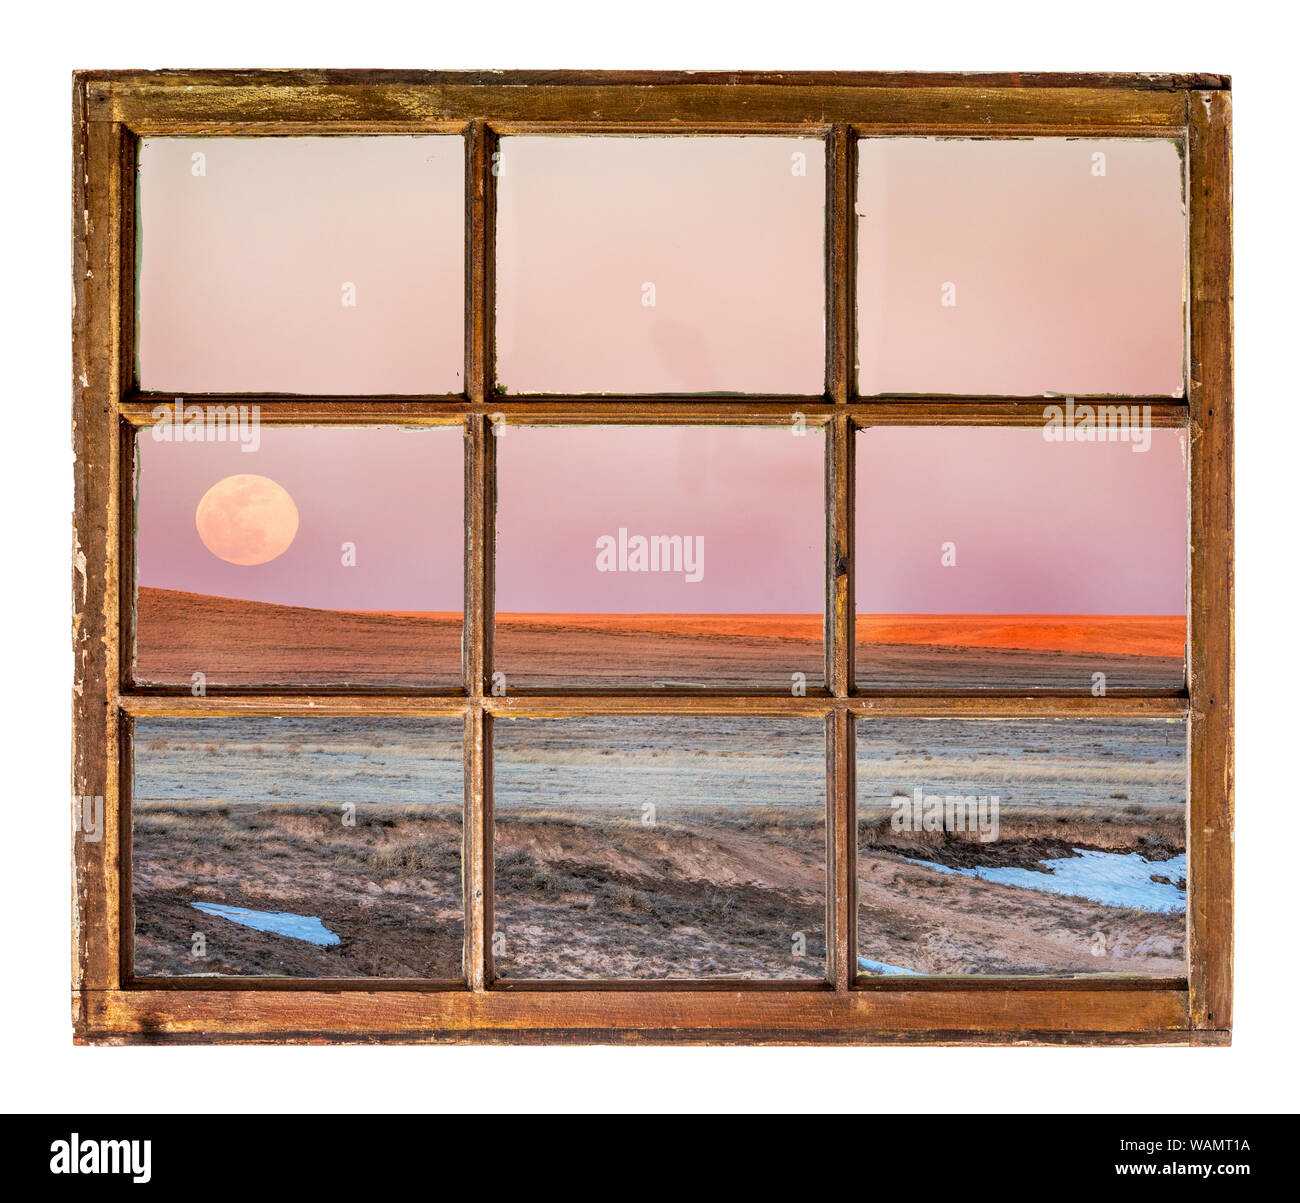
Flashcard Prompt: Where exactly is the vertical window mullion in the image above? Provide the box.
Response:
[827,125,858,989]
[463,120,498,990]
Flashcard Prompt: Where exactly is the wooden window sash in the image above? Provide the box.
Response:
[72,72,1232,1045]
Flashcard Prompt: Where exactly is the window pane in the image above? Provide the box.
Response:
[495,425,824,689]
[493,716,826,980]
[137,136,464,393]
[135,424,463,688]
[856,718,1186,978]
[855,426,1186,691]
[496,137,825,394]
[856,138,1185,396]
[132,718,463,978]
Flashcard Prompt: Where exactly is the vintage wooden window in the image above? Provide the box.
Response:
[72,71,1233,1045]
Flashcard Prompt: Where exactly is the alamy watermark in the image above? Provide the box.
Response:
[1042,398,1151,453]
[891,787,1000,843]
[150,399,261,453]
[49,1134,151,1183]
[595,527,705,583]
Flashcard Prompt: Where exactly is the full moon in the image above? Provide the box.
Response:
[195,474,299,566]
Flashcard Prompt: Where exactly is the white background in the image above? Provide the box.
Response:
[1,0,1290,1114]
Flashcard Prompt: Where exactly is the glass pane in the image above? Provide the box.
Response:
[137,136,464,393]
[135,424,463,688]
[856,718,1187,978]
[495,425,824,689]
[132,718,463,978]
[493,716,826,980]
[495,136,825,394]
[855,426,1186,691]
[856,138,1185,396]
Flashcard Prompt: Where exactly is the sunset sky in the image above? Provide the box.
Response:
[495,425,826,613]
[137,426,464,611]
[856,138,1186,396]
[138,423,1186,617]
[137,136,465,394]
[133,133,1187,620]
[496,136,826,394]
[137,134,1183,400]
[856,427,1187,615]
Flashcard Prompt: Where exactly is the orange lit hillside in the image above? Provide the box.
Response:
[137,588,1185,671]
[482,612,1184,658]
[489,613,823,640]
[857,614,1185,659]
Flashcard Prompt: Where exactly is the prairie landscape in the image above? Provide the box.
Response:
[856,614,1186,690]
[136,589,1183,692]
[494,613,824,688]
[135,590,822,689]
[131,712,1186,982]
[134,587,462,687]
[492,716,828,979]
[131,717,463,978]
[855,718,1188,977]
[491,715,1186,980]
[502,612,1185,690]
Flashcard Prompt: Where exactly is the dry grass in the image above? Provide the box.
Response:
[132,800,463,978]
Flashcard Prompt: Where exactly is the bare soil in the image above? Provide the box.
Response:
[132,803,463,978]
[493,811,827,979]
[135,588,461,687]
[856,814,1186,976]
[136,587,1183,689]
[133,803,1185,981]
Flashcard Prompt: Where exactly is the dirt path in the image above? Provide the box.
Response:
[132,802,1184,982]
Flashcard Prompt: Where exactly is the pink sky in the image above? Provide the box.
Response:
[496,137,825,394]
[137,136,464,394]
[496,426,825,613]
[136,423,1186,618]
[136,426,464,610]
[856,427,1187,614]
[856,138,1185,396]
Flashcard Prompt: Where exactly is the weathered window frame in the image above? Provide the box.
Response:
[71,70,1233,1045]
